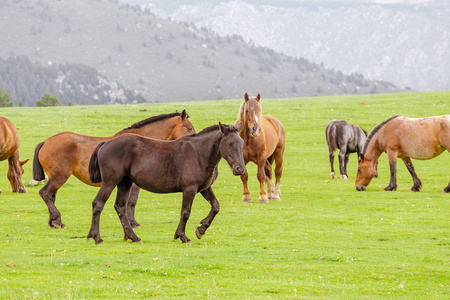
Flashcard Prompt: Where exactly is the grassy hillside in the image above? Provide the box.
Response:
[0,91,449,298]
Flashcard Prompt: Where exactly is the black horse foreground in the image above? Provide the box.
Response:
[87,123,245,244]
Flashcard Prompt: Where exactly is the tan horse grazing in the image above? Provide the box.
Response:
[355,115,450,192]
[32,110,195,229]
[236,93,285,204]
[0,116,29,194]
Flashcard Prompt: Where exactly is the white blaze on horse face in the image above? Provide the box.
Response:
[255,114,259,124]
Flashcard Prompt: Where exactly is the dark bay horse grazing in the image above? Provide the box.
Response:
[0,116,29,194]
[325,119,367,179]
[32,110,195,229]
[87,123,245,244]
[236,93,285,204]
[355,115,450,192]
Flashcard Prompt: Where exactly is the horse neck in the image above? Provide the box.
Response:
[192,131,223,167]
[115,117,176,140]
[364,134,383,162]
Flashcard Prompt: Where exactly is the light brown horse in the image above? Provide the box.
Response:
[236,93,285,203]
[0,116,29,194]
[355,115,450,192]
[32,110,195,229]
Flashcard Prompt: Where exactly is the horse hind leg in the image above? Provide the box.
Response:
[114,177,141,243]
[402,157,422,192]
[126,184,141,228]
[329,150,336,179]
[264,158,277,201]
[39,178,68,229]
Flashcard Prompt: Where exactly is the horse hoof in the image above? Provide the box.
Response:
[51,221,65,229]
[330,172,336,179]
[341,174,348,180]
[242,195,252,203]
[195,227,203,239]
[269,196,280,201]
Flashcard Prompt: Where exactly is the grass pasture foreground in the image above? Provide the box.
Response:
[0,91,449,299]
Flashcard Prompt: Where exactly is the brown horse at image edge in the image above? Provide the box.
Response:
[32,110,195,229]
[355,115,450,192]
[236,93,285,204]
[87,123,245,244]
[0,116,29,194]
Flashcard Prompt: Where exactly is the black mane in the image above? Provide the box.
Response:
[124,112,182,130]
[363,115,399,154]
[190,123,237,137]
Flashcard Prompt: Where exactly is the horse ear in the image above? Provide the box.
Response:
[244,93,249,102]
[256,93,261,101]
[181,109,187,120]
[218,122,224,133]
[20,159,29,166]
[236,122,243,132]
[359,154,364,162]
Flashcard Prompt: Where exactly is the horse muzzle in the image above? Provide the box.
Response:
[355,185,367,191]
[250,126,261,137]
[233,165,245,176]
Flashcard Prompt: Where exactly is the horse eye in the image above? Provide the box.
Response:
[188,128,193,132]
[357,169,361,173]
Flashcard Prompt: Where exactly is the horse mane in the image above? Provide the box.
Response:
[189,124,237,137]
[123,112,182,130]
[362,115,399,154]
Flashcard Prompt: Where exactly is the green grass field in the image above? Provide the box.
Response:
[0,91,449,299]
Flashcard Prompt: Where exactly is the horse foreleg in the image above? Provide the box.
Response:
[402,157,422,192]
[87,184,115,244]
[384,152,398,191]
[174,187,196,243]
[240,168,252,203]
[257,161,268,204]
[196,187,220,239]
[115,177,141,243]
[338,149,348,179]
[126,183,141,228]
[39,179,67,229]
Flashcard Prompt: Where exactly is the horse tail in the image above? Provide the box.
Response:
[325,123,337,151]
[32,142,46,181]
[89,142,105,183]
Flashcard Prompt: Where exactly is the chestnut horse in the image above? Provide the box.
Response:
[325,119,367,179]
[0,116,29,194]
[236,93,285,204]
[32,110,195,229]
[87,123,245,244]
[355,115,450,192]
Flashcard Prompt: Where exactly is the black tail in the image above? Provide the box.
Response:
[33,142,46,181]
[89,142,105,183]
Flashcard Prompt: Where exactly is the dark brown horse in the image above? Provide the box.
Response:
[325,119,367,179]
[0,116,29,194]
[87,123,245,244]
[355,115,450,192]
[32,110,195,229]
[236,93,285,204]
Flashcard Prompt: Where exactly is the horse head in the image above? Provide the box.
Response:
[218,122,245,176]
[241,93,263,137]
[171,109,196,139]
[355,155,377,191]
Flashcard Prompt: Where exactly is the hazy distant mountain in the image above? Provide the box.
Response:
[127,0,450,92]
[0,0,403,106]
